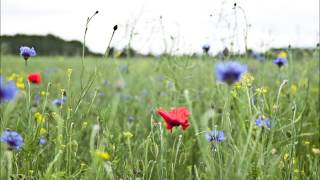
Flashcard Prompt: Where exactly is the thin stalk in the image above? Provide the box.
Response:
[104,25,118,58]
[238,5,250,56]
[288,103,297,179]
[171,134,182,180]
[237,86,254,176]
[275,80,288,116]
[6,151,13,179]
[81,11,99,90]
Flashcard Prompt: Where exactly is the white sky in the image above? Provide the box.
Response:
[1,0,319,55]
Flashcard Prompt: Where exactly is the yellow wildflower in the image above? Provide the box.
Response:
[230,90,237,98]
[40,91,49,97]
[39,128,47,136]
[278,51,287,59]
[16,82,25,89]
[82,122,88,129]
[123,131,134,139]
[283,153,289,161]
[34,112,45,124]
[271,148,277,154]
[7,73,18,81]
[256,87,268,96]
[291,84,297,96]
[241,73,254,87]
[8,73,25,90]
[95,150,111,160]
[234,82,241,90]
[16,77,25,89]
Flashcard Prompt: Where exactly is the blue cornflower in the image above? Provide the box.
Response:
[154,75,164,82]
[52,96,67,106]
[97,92,106,97]
[104,80,110,86]
[128,116,135,123]
[251,52,265,61]
[140,89,149,97]
[215,61,247,85]
[255,117,272,129]
[205,130,225,142]
[39,137,46,145]
[202,44,210,54]
[20,46,36,60]
[273,57,287,68]
[0,76,18,103]
[34,95,41,105]
[119,64,129,74]
[1,130,24,150]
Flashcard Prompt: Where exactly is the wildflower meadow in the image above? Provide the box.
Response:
[1,1,320,179]
[1,51,319,179]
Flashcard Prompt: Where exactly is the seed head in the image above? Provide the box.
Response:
[113,25,118,31]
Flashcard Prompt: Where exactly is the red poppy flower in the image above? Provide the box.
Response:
[156,107,190,132]
[28,73,41,84]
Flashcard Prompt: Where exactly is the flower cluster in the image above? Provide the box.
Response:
[255,117,272,129]
[0,76,18,103]
[7,73,25,89]
[274,57,287,68]
[20,46,36,60]
[35,112,45,124]
[205,130,225,142]
[202,44,210,54]
[215,61,247,85]
[52,96,67,106]
[1,130,24,150]
[256,87,268,95]
[95,150,111,160]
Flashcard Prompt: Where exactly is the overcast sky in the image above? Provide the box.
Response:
[1,0,319,54]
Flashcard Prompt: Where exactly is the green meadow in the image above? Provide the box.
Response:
[0,54,319,179]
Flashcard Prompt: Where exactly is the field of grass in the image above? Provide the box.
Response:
[0,54,319,179]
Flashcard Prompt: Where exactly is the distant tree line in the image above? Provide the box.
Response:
[1,34,318,60]
[0,34,102,56]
